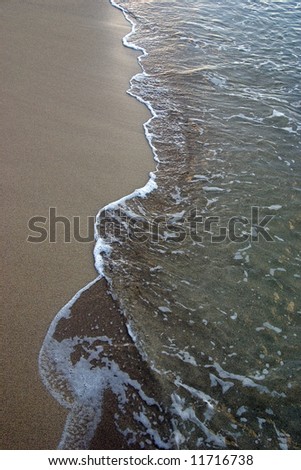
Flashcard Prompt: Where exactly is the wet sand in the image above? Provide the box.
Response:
[0,0,154,449]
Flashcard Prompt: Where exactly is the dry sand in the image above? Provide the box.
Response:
[0,0,154,449]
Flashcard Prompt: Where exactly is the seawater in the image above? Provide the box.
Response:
[40,0,301,449]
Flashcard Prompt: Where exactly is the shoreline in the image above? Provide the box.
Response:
[39,2,173,449]
[1,0,154,449]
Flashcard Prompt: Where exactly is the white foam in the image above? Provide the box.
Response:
[270,110,286,118]
[175,378,217,409]
[210,373,234,394]
[133,412,170,449]
[158,306,172,313]
[257,417,266,429]
[177,350,198,366]
[236,406,248,417]
[266,205,282,211]
[269,267,286,277]
[207,362,285,398]
[150,265,163,273]
[273,424,289,450]
[170,392,226,448]
[93,3,162,281]
[171,186,186,204]
[203,186,226,192]
[262,322,282,334]
[41,322,165,449]
[191,174,209,181]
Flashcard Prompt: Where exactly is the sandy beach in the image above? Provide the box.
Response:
[0,0,154,449]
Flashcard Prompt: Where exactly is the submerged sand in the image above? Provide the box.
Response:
[0,0,154,449]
